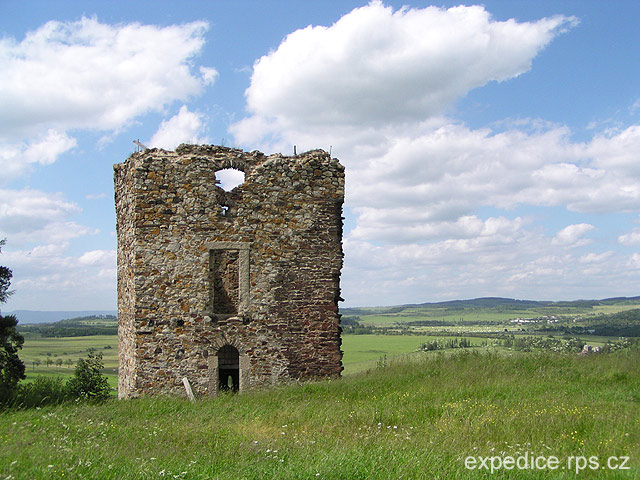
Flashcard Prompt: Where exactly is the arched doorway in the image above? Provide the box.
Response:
[218,345,239,392]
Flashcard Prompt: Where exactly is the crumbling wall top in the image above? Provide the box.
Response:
[116,145,343,174]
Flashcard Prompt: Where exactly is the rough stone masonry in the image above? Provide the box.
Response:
[114,144,344,398]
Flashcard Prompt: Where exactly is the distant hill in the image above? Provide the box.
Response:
[411,297,549,309]
[340,296,640,315]
[5,310,117,325]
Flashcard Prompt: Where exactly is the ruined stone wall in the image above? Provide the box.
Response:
[114,145,344,398]
[114,158,137,396]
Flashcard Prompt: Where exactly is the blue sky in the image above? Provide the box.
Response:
[1,1,640,310]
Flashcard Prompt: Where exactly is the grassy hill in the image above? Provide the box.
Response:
[1,349,638,479]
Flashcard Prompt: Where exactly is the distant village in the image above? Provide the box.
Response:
[509,315,559,325]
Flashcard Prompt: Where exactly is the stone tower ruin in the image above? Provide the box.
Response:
[114,145,344,398]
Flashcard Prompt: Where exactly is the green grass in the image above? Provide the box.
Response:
[1,349,638,479]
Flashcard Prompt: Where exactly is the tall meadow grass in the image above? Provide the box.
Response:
[1,349,638,479]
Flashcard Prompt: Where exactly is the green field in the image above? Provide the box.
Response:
[341,334,426,364]
[341,334,490,374]
[19,333,117,363]
[1,350,638,479]
[20,333,118,388]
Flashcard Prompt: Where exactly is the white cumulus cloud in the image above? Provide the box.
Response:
[0,188,97,245]
[232,2,576,144]
[0,16,216,178]
[78,249,117,266]
[618,228,640,246]
[627,253,640,269]
[552,224,595,247]
[149,105,209,150]
[0,130,77,182]
[2,246,116,310]
[226,2,640,304]
[0,17,213,137]
[229,2,600,252]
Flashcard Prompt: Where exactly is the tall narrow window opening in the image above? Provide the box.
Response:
[209,249,239,315]
[207,241,250,319]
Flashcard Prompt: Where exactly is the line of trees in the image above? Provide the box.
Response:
[418,337,473,351]
[20,323,118,337]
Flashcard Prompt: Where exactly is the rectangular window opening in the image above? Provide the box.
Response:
[209,249,240,315]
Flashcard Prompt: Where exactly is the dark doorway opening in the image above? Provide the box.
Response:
[218,345,239,392]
